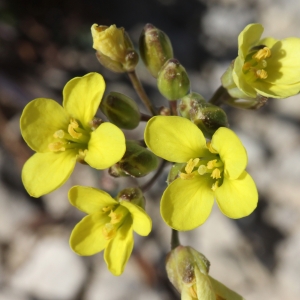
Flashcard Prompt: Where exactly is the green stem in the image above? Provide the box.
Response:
[169,101,178,116]
[208,86,229,106]
[127,71,157,116]
[171,229,180,249]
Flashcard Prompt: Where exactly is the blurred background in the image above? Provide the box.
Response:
[1,0,300,299]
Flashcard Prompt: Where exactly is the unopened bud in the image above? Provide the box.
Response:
[91,24,139,73]
[116,187,145,209]
[139,23,173,78]
[179,92,229,139]
[109,140,159,178]
[101,92,140,129]
[157,59,190,100]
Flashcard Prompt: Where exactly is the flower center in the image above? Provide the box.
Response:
[179,142,224,191]
[242,45,271,81]
[48,118,90,161]
[102,205,129,240]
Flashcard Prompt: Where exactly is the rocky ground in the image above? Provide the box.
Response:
[0,0,300,299]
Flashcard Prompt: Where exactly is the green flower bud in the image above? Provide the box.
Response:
[109,140,159,178]
[166,246,244,300]
[139,23,173,78]
[92,24,139,73]
[100,92,140,129]
[179,92,229,139]
[116,187,145,209]
[157,59,190,100]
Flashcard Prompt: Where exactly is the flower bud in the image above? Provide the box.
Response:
[116,187,145,209]
[139,23,173,78]
[179,92,229,139]
[166,246,244,300]
[91,24,139,73]
[157,59,190,100]
[109,140,159,178]
[100,92,140,129]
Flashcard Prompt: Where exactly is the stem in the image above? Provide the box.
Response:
[140,112,152,122]
[169,101,178,116]
[208,86,228,106]
[171,229,180,249]
[140,159,167,193]
[128,71,157,116]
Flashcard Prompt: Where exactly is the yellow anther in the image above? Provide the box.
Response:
[256,69,268,79]
[109,210,123,224]
[102,206,113,212]
[198,165,207,175]
[211,180,220,191]
[242,62,252,72]
[189,285,198,299]
[206,141,218,154]
[78,149,87,159]
[185,158,199,174]
[48,142,65,152]
[207,159,217,170]
[68,118,82,139]
[53,129,65,139]
[211,168,222,179]
[252,47,271,61]
[102,223,116,240]
[179,172,195,180]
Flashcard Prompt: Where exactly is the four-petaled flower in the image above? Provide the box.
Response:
[69,186,152,276]
[144,116,258,231]
[222,23,300,100]
[20,72,126,197]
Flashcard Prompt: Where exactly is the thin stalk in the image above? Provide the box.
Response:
[140,112,152,122]
[208,86,228,106]
[140,159,167,193]
[128,70,157,116]
[171,229,180,249]
[169,101,178,116]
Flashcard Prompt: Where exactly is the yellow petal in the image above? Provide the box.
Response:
[144,116,208,163]
[253,81,300,98]
[22,151,77,197]
[20,98,69,152]
[69,186,118,214]
[120,201,152,236]
[104,217,133,276]
[63,73,105,129]
[238,23,264,59]
[258,37,279,48]
[85,122,126,169]
[69,212,109,256]
[215,171,258,219]
[194,268,216,300]
[232,57,257,98]
[160,177,214,231]
[211,127,247,180]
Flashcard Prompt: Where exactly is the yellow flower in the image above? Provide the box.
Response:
[144,116,258,231]
[222,23,300,99]
[69,186,152,276]
[166,246,244,300]
[20,73,126,197]
[91,24,127,63]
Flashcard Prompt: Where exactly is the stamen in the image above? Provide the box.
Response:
[207,159,217,170]
[242,62,252,72]
[211,168,222,179]
[211,180,220,191]
[77,149,87,161]
[185,158,199,174]
[48,142,65,152]
[102,223,116,240]
[109,210,123,224]
[68,119,82,139]
[256,69,268,79]
[53,130,65,139]
[102,206,113,212]
[252,47,271,61]
[179,172,195,180]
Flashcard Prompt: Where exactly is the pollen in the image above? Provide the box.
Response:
[211,180,220,191]
[102,223,116,240]
[211,168,222,179]
[207,159,217,170]
[109,210,123,224]
[185,158,199,174]
[252,47,271,61]
[68,118,82,139]
[48,141,66,152]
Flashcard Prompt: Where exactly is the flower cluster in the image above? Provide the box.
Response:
[19,20,299,298]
